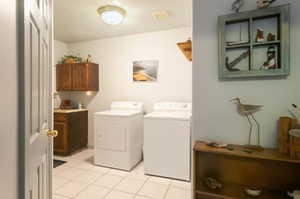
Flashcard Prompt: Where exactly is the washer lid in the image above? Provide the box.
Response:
[94,110,142,117]
[144,111,191,121]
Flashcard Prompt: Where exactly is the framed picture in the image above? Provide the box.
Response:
[133,60,159,82]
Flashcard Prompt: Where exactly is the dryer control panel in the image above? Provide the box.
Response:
[153,102,192,112]
[111,101,144,112]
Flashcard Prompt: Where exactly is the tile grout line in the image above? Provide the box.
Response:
[132,174,151,199]
[69,170,109,199]
[101,173,128,199]
[55,166,107,199]
[162,182,172,199]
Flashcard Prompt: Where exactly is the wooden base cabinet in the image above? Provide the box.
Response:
[54,110,88,155]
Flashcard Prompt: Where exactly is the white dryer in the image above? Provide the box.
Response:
[144,102,192,181]
[94,101,144,171]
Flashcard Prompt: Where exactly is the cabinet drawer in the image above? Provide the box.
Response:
[54,113,67,122]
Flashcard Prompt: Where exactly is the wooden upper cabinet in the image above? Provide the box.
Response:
[56,63,72,91]
[56,63,99,92]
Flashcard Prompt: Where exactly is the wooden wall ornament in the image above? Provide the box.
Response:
[177,39,192,61]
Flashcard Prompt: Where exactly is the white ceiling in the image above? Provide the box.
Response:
[54,0,192,43]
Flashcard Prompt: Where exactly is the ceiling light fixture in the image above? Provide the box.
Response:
[97,5,126,25]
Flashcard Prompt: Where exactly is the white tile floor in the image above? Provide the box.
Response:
[53,149,191,199]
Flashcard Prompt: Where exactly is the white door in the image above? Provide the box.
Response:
[24,0,54,198]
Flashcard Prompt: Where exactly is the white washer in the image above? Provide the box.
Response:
[94,101,144,171]
[144,102,192,181]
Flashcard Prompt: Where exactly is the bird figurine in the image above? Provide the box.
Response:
[231,98,263,150]
[257,0,277,9]
[232,0,245,13]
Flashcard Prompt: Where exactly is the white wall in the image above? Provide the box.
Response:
[60,27,192,146]
[193,0,300,147]
[0,0,18,198]
[54,40,68,92]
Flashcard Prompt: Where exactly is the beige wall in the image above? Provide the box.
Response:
[0,0,18,198]
[55,27,192,147]
[193,0,300,147]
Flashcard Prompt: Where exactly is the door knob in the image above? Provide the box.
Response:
[46,130,58,137]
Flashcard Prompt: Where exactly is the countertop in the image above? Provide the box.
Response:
[54,109,88,113]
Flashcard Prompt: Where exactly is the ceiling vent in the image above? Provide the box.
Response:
[152,11,170,20]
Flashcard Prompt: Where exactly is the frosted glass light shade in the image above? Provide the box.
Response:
[98,5,126,25]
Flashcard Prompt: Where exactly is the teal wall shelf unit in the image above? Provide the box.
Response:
[218,5,290,80]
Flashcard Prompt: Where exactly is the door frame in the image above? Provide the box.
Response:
[17,0,54,198]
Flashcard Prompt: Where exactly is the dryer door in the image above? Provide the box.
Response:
[95,116,127,152]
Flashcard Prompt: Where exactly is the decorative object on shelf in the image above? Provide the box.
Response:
[260,46,277,70]
[177,39,192,61]
[231,98,263,151]
[267,33,276,41]
[61,55,83,64]
[203,177,223,190]
[60,100,73,109]
[232,0,245,13]
[244,187,263,197]
[289,104,300,124]
[257,0,277,9]
[278,117,298,154]
[53,92,61,109]
[86,54,92,63]
[78,101,84,109]
[256,28,265,43]
[206,142,228,148]
[288,190,300,199]
[97,5,126,25]
[226,50,250,71]
[289,129,300,160]
[133,60,158,82]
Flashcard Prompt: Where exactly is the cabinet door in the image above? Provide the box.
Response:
[54,121,69,155]
[72,63,88,91]
[72,63,99,91]
[87,63,99,91]
[56,64,72,91]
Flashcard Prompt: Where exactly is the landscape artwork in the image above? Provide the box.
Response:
[133,60,158,82]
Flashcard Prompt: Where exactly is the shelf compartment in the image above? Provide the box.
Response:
[225,47,250,72]
[253,14,280,43]
[225,19,250,48]
[195,181,289,199]
[252,44,280,71]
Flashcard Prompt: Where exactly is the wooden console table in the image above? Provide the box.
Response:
[193,142,300,199]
